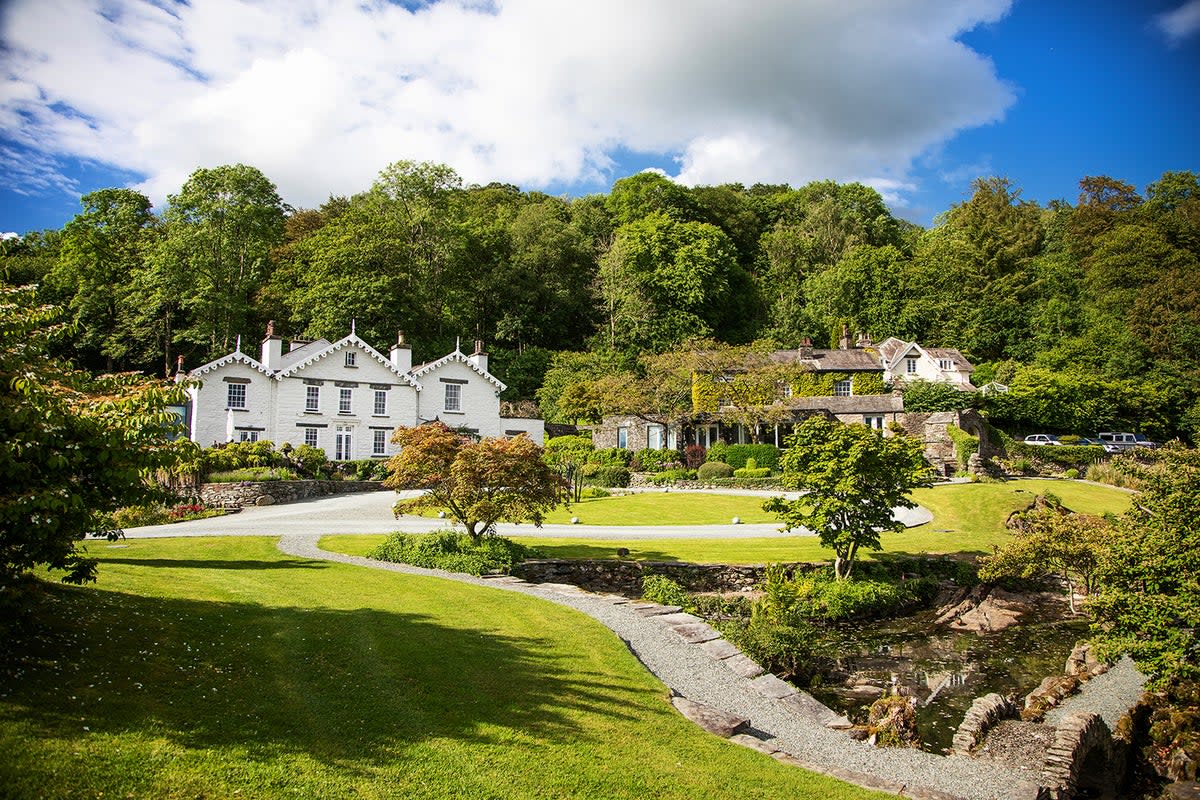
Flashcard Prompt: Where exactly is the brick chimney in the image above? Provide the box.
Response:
[261,320,282,371]
[798,337,813,360]
[839,324,851,350]
[389,331,412,373]
[468,339,488,373]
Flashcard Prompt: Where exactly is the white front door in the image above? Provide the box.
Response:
[335,425,354,460]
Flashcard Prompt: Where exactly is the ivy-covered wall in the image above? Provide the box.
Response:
[790,371,886,398]
[691,372,778,413]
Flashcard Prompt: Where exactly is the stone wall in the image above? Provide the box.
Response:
[1040,711,1125,799]
[951,693,1018,754]
[513,559,826,596]
[198,479,385,508]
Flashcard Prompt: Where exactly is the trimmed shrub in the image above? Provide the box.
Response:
[632,448,681,473]
[723,444,780,471]
[367,530,542,575]
[683,444,707,469]
[588,465,631,488]
[588,448,633,468]
[706,441,729,463]
[206,467,299,482]
[734,457,771,478]
[1007,442,1105,469]
[646,468,696,484]
[697,461,735,481]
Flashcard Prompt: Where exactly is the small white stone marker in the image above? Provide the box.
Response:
[437,511,446,519]
[571,516,580,524]
[732,516,741,525]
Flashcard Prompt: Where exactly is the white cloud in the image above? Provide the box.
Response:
[1154,0,1200,46]
[0,0,1017,211]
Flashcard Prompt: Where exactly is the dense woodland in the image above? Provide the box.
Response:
[2,163,1198,441]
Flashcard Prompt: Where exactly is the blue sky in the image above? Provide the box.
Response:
[1,0,1197,237]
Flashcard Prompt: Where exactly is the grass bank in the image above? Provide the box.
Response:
[0,537,883,800]
[325,479,1132,564]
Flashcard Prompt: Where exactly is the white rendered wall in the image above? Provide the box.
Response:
[189,362,275,447]
[273,344,418,459]
[416,358,503,437]
[499,417,545,445]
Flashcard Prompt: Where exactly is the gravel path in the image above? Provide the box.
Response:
[1044,655,1146,730]
[280,533,1037,800]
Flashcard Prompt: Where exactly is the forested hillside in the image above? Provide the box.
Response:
[3,163,1197,441]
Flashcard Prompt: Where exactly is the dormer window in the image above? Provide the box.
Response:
[938,359,953,371]
[345,351,357,367]
[905,357,918,374]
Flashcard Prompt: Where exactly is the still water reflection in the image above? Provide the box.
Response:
[809,608,1088,753]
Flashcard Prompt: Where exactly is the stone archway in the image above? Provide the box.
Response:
[1040,711,1125,799]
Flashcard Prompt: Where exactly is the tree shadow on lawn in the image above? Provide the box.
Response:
[528,543,693,562]
[97,557,329,570]
[1,581,656,768]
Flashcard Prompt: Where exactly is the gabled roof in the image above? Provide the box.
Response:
[877,337,920,369]
[278,338,331,371]
[276,334,421,388]
[924,347,975,372]
[410,347,507,393]
[877,337,973,373]
[189,350,274,379]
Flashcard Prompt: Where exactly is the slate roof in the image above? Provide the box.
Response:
[782,394,904,414]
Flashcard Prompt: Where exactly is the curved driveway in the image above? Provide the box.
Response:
[121,487,933,540]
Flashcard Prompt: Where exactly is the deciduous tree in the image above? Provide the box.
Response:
[152,164,286,363]
[384,423,565,541]
[764,416,933,580]
[978,499,1110,614]
[0,286,194,591]
[1089,447,1200,684]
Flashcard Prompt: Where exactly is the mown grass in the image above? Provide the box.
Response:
[1,537,886,800]
[324,479,1133,564]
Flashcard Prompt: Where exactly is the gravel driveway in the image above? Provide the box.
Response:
[120,488,932,540]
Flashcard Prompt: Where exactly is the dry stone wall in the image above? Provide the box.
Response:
[198,479,384,508]
[513,559,827,595]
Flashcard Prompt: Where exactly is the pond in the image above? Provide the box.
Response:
[807,606,1088,754]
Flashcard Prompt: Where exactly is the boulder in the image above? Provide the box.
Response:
[935,586,1033,633]
[1064,641,1109,678]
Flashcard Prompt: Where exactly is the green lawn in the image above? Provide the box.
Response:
[326,479,1133,564]
[543,491,780,525]
[0,537,885,800]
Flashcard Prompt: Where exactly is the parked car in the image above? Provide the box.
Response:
[1079,437,1122,454]
[1023,434,1061,446]
[1097,432,1158,449]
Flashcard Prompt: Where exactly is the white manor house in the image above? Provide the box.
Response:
[182,323,544,460]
